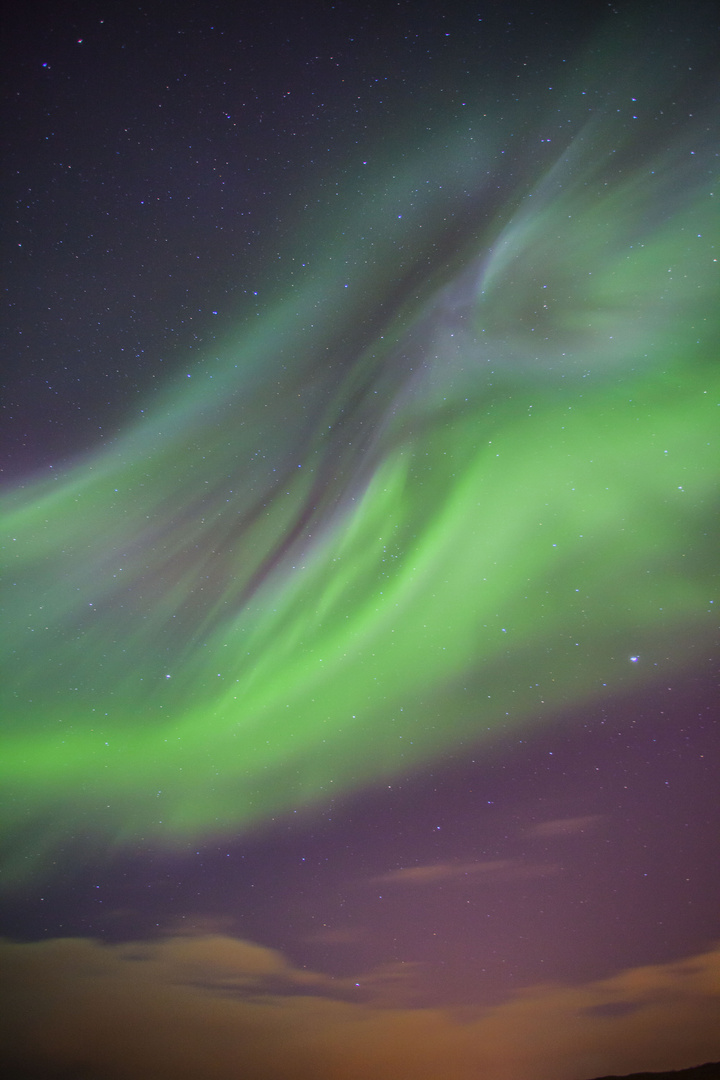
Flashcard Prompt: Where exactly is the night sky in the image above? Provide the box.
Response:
[1,2,719,1078]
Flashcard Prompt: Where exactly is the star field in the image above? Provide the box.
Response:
[1,3,719,1079]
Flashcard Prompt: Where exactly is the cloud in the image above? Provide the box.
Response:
[372,859,559,886]
[304,926,368,945]
[162,914,238,937]
[1,934,719,1080]
[527,815,604,838]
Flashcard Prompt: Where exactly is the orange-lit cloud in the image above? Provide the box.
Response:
[1,934,719,1080]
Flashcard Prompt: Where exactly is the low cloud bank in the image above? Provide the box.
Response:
[1,934,719,1080]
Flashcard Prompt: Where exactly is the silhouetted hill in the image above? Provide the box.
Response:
[586,1063,720,1080]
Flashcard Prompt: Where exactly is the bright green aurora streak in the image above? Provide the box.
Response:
[1,49,718,878]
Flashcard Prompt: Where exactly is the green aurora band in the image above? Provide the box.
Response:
[1,44,718,879]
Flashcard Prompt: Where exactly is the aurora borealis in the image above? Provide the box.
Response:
[1,2,719,1078]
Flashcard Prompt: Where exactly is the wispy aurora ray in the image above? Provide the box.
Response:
[1,42,718,876]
